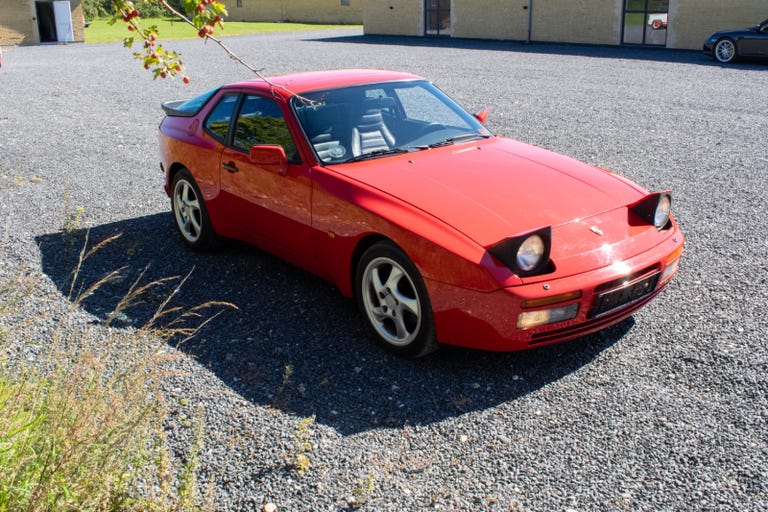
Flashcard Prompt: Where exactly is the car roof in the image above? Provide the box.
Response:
[223,69,423,97]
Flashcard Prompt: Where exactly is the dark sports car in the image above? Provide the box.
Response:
[703,18,768,63]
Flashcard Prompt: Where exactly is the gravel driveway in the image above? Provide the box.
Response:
[1,28,766,511]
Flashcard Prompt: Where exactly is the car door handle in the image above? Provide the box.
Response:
[222,161,238,173]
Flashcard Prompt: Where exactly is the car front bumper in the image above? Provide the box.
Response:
[427,229,684,351]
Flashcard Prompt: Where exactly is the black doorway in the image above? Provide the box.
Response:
[36,2,58,43]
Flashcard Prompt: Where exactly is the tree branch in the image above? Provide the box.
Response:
[158,0,265,75]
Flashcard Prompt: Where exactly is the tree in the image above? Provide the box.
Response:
[109,0,261,83]
[84,0,183,19]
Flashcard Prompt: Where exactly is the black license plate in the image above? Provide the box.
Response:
[589,272,660,318]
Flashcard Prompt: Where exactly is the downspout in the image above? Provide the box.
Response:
[526,0,532,44]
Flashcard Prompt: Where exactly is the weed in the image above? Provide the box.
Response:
[59,188,86,245]
[290,416,314,474]
[0,170,42,191]
[0,231,234,510]
[63,205,85,235]
[176,405,207,509]
[348,473,376,508]
[272,364,295,409]
[0,267,37,318]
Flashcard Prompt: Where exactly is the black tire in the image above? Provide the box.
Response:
[170,169,217,250]
[714,38,737,64]
[355,241,437,357]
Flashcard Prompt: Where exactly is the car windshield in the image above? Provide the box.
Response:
[292,80,491,164]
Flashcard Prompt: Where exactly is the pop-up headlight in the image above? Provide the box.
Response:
[631,192,672,230]
[488,226,552,277]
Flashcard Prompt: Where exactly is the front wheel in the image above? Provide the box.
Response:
[356,241,437,357]
[714,38,736,63]
[171,169,217,249]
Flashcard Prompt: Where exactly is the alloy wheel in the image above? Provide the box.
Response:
[173,178,203,244]
[715,39,736,63]
[361,255,423,347]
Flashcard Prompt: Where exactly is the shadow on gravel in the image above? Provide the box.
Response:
[308,33,768,68]
[36,214,631,435]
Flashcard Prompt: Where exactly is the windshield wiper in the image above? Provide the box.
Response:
[345,148,411,163]
[428,133,490,148]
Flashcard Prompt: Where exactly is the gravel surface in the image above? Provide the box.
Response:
[1,29,767,511]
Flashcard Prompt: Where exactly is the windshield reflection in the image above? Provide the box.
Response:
[293,80,490,164]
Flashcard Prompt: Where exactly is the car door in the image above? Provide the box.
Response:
[739,25,768,57]
[218,93,313,265]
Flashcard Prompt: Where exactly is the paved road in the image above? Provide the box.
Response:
[1,29,766,510]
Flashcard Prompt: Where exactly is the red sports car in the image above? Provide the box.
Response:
[159,69,684,357]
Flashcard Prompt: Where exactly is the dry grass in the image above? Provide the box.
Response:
[0,231,234,511]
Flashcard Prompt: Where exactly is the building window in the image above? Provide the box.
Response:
[623,0,668,46]
[425,0,451,37]
[341,0,350,5]
[236,0,242,7]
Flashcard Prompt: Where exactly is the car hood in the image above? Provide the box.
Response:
[708,27,758,40]
[327,137,646,247]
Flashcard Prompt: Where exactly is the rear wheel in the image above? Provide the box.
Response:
[714,38,736,63]
[356,241,437,357]
[171,169,216,249]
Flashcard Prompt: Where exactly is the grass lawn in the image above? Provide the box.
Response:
[85,18,358,44]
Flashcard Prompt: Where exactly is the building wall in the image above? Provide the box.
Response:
[531,0,621,45]
[0,0,84,45]
[363,0,423,36]
[224,0,362,24]
[224,0,280,21]
[452,0,527,40]
[0,0,37,44]
[72,0,85,41]
[452,0,621,43]
[362,0,767,50]
[64,0,85,42]
[669,0,767,50]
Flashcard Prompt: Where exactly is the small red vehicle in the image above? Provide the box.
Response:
[159,69,683,357]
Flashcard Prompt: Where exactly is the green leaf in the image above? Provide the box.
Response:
[181,0,198,16]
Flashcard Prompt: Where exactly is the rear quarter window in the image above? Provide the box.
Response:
[204,94,239,144]
[161,88,219,117]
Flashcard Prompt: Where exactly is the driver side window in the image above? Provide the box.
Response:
[233,95,300,163]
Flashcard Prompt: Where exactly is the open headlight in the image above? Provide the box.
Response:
[489,227,552,277]
[654,194,671,230]
[630,192,672,231]
[517,234,545,271]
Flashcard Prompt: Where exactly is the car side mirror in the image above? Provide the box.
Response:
[249,145,288,176]
[474,108,489,125]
